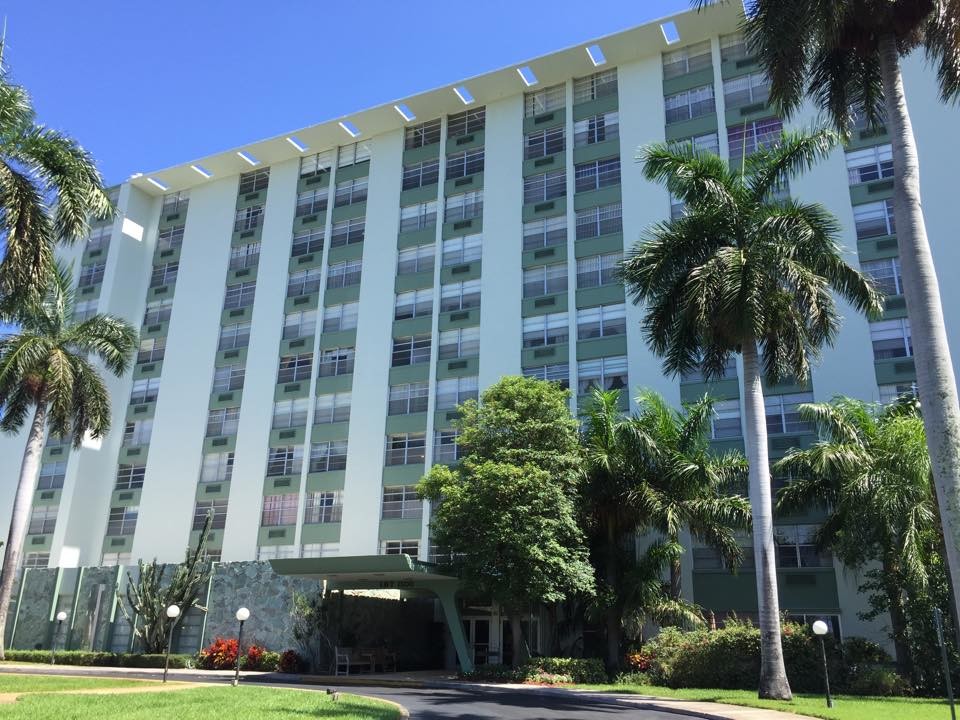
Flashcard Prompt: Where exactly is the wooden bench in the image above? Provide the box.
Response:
[334,646,373,676]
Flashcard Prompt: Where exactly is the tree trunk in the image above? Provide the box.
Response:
[877,33,960,639]
[604,521,622,670]
[509,612,526,668]
[605,605,622,672]
[0,403,48,660]
[670,533,682,601]
[881,552,913,677]
[741,340,792,700]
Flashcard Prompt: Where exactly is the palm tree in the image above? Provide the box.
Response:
[0,68,113,307]
[727,0,960,646]
[621,129,883,699]
[775,396,934,678]
[0,264,137,658]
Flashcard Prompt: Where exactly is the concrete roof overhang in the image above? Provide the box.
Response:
[269,554,459,592]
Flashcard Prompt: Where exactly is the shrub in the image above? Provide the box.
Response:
[522,657,607,684]
[615,671,651,686]
[279,649,305,674]
[524,671,573,685]
[459,663,518,682]
[256,651,281,672]
[5,650,193,668]
[847,666,911,696]
[196,637,272,671]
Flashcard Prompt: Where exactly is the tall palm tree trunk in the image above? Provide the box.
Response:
[604,523,623,670]
[741,339,792,700]
[878,33,960,635]
[0,402,48,659]
[669,532,682,601]
[881,551,913,678]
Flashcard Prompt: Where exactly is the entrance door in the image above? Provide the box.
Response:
[462,618,492,665]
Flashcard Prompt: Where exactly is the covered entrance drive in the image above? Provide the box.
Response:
[270,554,474,672]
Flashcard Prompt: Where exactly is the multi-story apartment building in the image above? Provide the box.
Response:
[2,3,958,654]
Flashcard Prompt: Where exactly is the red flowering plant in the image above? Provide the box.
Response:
[196,637,269,670]
[625,651,653,672]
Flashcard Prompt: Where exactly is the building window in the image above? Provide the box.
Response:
[149,262,178,288]
[853,199,896,240]
[577,356,628,395]
[392,334,431,366]
[261,494,298,527]
[878,383,917,404]
[523,263,568,298]
[871,318,912,360]
[381,539,419,556]
[310,441,348,472]
[292,228,324,257]
[404,118,442,149]
[523,216,567,250]
[143,299,173,326]
[846,144,894,185]
[302,542,339,558]
[296,188,328,217]
[389,382,429,415]
[574,157,621,192]
[522,313,569,348]
[402,159,440,190]
[523,170,566,204]
[28,505,57,535]
[524,83,565,117]
[675,132,721,156]
[436,376,479,410]
[304,491,343,524]
[239,169,270,194]
[446,149,484,179]
[37,461,67,490]
[444,191,483,222]
[300,150,334,178]
[440,279,481,311]
[283,309,317,340]
[206,407,240,437]
[326,259,362,289]
[394,289,434,320]
[318,347,355,376]
[522,362,570,389]
[680,356,737,383]
[129,378,160,404]
[157,225,184,252]
[575,203,622,239]
[137,337,165,364]
[229,241,261,270]
[442,234,482,266]
[573,68,618,103]
[433,429,462,464]
[386,433,426,466]
[331,217,366,247]
[78,261,106,288]
[223,281,256,310]
[100,552,132,566]
[437,326,480,359]
[266,445,304,476]
[720,32,749,62]
[577,303,626,340]
[315,392,352,424]
[257,544,299,560]
[447,107,485,138]
[765,392,814,435]
[322,302,359,333]
[74,298,99,323]
[162,190,190,214]
[723,72,771,108]
[861,257,903,297]
[574,111,619,147]
[727,118,783,158]
[200,452,234,483]
[86,224,112,252]
[524,127,565,160]
[397,243,435,275]
[334,178,368,207]
[218,322,251,350]
[213,364,245,393]
[193,500,228,530]
[776,524,832,567]
[664,84,715,124]
[234,205,264,232]
[23,552,50,569]
[106,506,138,536]
[382,485,423,518]
[400,200,438,232]
[272,398,310,428]
[338,141,371,167]
[122,419,153,447]
[710,399,743,440]
[662,40,712,79]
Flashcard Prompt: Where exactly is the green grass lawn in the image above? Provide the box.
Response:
[0,677,400,719]
[582,683,949,720]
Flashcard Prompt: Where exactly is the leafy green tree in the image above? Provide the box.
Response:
[0,264,137,658]
[725,0,960,642]
[418,376,595,667]
[620,129,882,699]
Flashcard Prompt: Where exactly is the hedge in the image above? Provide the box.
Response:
[5,650,194,669]
[461,657,607,684]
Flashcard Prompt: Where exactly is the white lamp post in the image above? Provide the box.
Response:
[233,607,250,687]
[50,611,68,665]
[812,620,833,708]
[163,604,181,683]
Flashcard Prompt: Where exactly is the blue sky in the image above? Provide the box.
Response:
[3,0,690,185]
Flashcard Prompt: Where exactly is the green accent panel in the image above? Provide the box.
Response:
[24,534,52,551]
[314,373,354,394]
[574,233,624,258]
[398,227,437,250]
[110,488,141,507]
[289,251,323,273]
[125,401,156,421]
[81,247,108,265]
[573,186,622,212]
[849,179,895,205]
[522,196,567,222]
[857,235,899,262]
[845,126,889,151]
[281,335,314,356]
[681,378,740,403]
[32,489,61,506]
[258,526,295,546]
[393,315,433,336]
[661,67,715,97]
[102,535,131,553]
[435,408,462,427]
[284,292,320,314]
[436,355,479,380]
[270,425,307,446]
[139,321,169,340]
[196,482,230,501]
[158,208,187,229]
[220,305,251,326]
[439,261,481,284]
[76,284,102,302]
[294,212,326,232]
[403,143,441,164]
[215,346,248,367]
[720,56,761,80]
[522,292,568,317]
[395,271,435,293]
[43,445,68,462]
[572,93,620,121]
[400,184,439,206]
[573,139,621,165]
[692,571,757,611]
[438,307,480,331]
[306,471,346,492]
[119,445,148,463]
[382,464,426,486]
[522,152,564,177]
[882,295,908,319]
[385,413,428,434]
[309,421,350,443]
[297,171,331,193]
[236,188,267,209]
[724,103,774,126]
[388,363,430,385]
[767,433,816,460]
[147,283,172,300]
[762,376,811,395]
[781,569,840,610]
[576,335,628,361]
[264,475,301,495]
[318,329,357,350]
[153,246,181,265]
[523,110,566,134]
[331,201,367,223]
[522,243,567,268]
[273,381,310,401]
[441,217,482,240]
[190,529,222,549]
[521,343,569,367]
[445,130,485,154]
[875,357,916,385]
[301,523,341,544]
[664,114,718,142]
[379,518,423,541]
[575,284,625,308]
[323,285,361,306]
[334,162,370,182]
[203,434,237,454]
[132,361,163,380]
[709,438,745,454]
[444,172,484,197]
[231,225,263,247]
